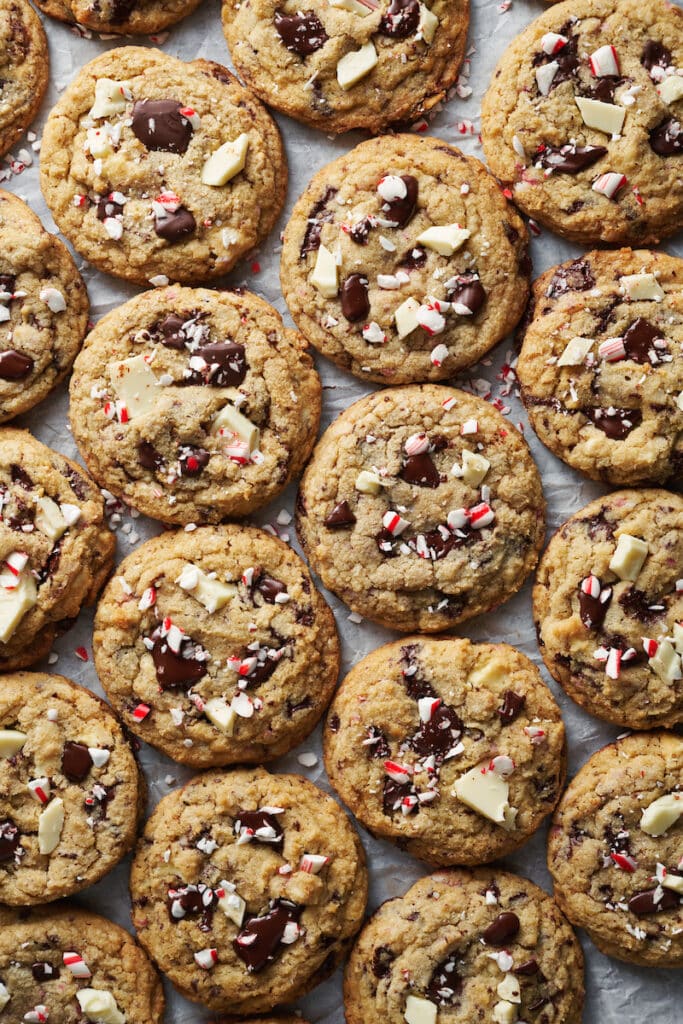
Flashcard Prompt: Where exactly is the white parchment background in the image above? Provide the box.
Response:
[4,0,681,1019]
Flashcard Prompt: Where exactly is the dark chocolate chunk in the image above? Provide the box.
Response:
[167,882,217,931]
[619,587,665,624]
[349,217,373,245]
[255,576,288,603]
[32,962,59,982]
[234,809,284,849]
[131,100,194,154]
[584,406,642,440]
[150,630,207,690]
[274,9,328,55]
[582,76,621,103]
[399,246,427,271]
[96,194,124,221]
[178,445,210,476]
[300,187,338,256]
[382,776,417,815]
[0,349,33,379]
[156,312,187,349]
[154,205,196,243]
[382,174,418,227]
[195,341,247,386]
[372,945,395,979]
[0,274,16,294]
[324,500,356,529]
[0,820,20,861]
[410,703,463,760]
[400,452,440,488]
[641,40,672,73]
[650,117,683,156]
[234,898,302,972]
[514,957,540,976]
[137,441,164,471]
[379,0,420,38]
[62,741,92,782]
[365,724,390,759]
[10,464,33,489]
[628,888,679,916]
[623,318,663,363]
[547,258,595,297]
[426,953,462,1005]
[578,582,612,630]
[341,274,369,322]
[482,911,520,945]
[497,690,526,724]
[538,143,607,174]
[447,272,486,314]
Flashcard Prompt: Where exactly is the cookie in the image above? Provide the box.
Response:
[222,0,469,135]
[0,671,144,905]
[280,135,531,384]
[533,489,683,730]
[344,868,585,1024]
[481,0,683,245]
[0,191,89,424]
[548,731,683,968]
[39,47,287,286]
[93,525,340,769]
[129,766,368,1014]
[0,429,115,672]
[0,903,164,1021]
[296,384,546,633]
[0,0,48,158]
[517,248,683,486]
[34,0,202,35]
[324,636,565,866]
[68,286,321,525]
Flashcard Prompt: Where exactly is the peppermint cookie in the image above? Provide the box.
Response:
[34,0,202,35]
[481,0,683,244]
[548,731,683,967]
[69,287,321,525]
[130,766,368,1014]
[0,904,164,1022]
[222,0,469,135]
[93,525,339,768]
[296,385,546,633]
[517,248,683,486]
[534,489,683,730]
[0,191,89,424]
[40,47,286,286]
[0,672,144,905]
[0,0,48,158]
[324,637,565,865]
[281,135,530,384]
[0,429,115,672]
[344,868,584,1024]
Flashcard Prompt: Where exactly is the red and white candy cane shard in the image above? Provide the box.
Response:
[238,657,258,677]
[404,432,430,456]
[417,305,446,337]
[299,853,330,874]
[642,637,659,658]
[224,437,250,464]
[5,551,28,575]
[382,510,410,536]
[430,342,450,366]
[179,106,201,128]
[362,321,386,345]
[138,586,156,611]
[401,794,419,815]
[598,336,626,362]
[621,647,637,663]
[466,502,495,529]
[241,567,255,587]
[384,759,412,784]
[132,702,151,721]
[590,44,620,77]
[461,418,478,435]
[490,755,515,777]
[24,1007,49,1023]
[442,396,457,411]
[194,948,218,970]
[63,952,91,978]
[523,725,546,743]
[418,696,441,722]
[540,31,567,54]
[27,778,50,804]
[594,645,609,662]
[606,647,622,679]
[592,173,627,199]
[581,574,601,598]
[611,851,637,872]
[447,507,469,531]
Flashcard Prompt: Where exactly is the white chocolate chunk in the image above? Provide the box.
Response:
[38,798,65,854]
[640,793,683,836]
[0,982,8,1011]
[662,873,683,894]
[557,336,594,366]
[418,4,439,43]
[619,273,665,301]
[575,96,626,135]
[608,533,648,581]
[337,42,378,90]
[35,497,68,542]
[453,762,513,826]
[0,568,38,643]
[674,621,683,654]
[176,564,237,613]
[76,989,126,1024]
[497,974,521,1003]
[212,404,260,453]
[201,134,249,186]
[87,126,113,159]
[456,448,490,487]
[648,638,682,683]
[394,296,421,338]
[0,728,27,758]
[109,355,159,417]
[404,995,437,1024]
[659,76,683,104]
[355,470,383,494]
[416,224,470,256]
[89,78,130,119]
[468,658,505,686]
[493,1001,517,1024]
[329,0,371,14]
[204,698,236,735]
[217,884,246,926]
[310,244,339,298]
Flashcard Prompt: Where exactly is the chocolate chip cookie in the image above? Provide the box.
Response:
[324,636,566,865]
[0,671,144,905]
[222,0,469,134]
[0,903,164,1021]
[344,868,585,1024]
[296,384,546,633]
[481,0,683,244]
[34,0,202,35]
[40,47,286,286]
[93,524,340,769]
[130,766,368,1014]
[548,731,683,967]
[0,0,48,158]
[69,286,321,525]
[0,191,89,425]
[517,248,683,486]
[0,429,115,672]
[280,135,530,384]
[533,489,683,730]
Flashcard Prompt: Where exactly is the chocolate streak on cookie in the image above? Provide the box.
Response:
[234,898,302,972]
[300,187,338,256]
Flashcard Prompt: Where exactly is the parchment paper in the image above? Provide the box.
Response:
[4,0,681,1019]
